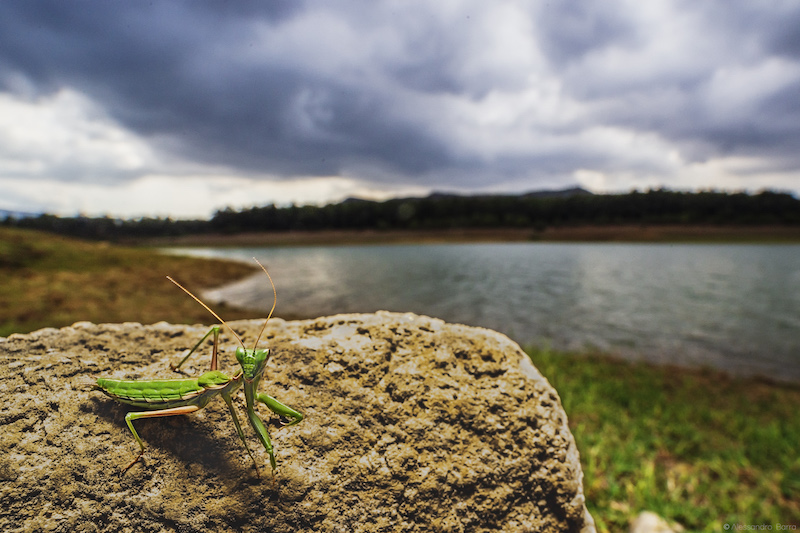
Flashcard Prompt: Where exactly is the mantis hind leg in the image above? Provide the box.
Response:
[121,405,200,474]
[171,326,221,372]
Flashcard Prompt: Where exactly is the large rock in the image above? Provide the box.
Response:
[0,312,595,532]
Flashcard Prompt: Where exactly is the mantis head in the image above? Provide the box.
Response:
[235,347,272,381]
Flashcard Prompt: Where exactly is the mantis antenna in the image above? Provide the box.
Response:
[166,257,277,353]
[251,257,277,353]
[166,276,247,350]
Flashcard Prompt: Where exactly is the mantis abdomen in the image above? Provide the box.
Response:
[96,370,239,410]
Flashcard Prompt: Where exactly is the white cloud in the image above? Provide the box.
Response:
[0,89,159,182]
[0,82,433,218]
[0,172,434,219]
[575,154,800,194]
[701,57,800,125]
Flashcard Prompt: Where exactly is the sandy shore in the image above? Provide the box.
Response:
[139,225,800,247]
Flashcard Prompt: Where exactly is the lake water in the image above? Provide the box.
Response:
[164,243,800,383]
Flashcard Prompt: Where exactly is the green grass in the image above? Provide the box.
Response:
[528,347,800,532]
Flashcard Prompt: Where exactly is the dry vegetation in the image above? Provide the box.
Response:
[0,227,260,336]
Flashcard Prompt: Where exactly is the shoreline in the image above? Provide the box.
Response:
[137,224,800,247]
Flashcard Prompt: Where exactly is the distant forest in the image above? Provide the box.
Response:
[3,188,800,241]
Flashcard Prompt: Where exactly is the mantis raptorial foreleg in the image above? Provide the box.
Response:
[258,393,305,430]
[246,392,305,472]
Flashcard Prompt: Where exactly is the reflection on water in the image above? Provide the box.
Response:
[164,243,800,382]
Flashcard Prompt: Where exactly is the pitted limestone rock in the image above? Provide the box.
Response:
[0,312,595,532]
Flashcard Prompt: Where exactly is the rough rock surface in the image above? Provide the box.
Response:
[0,312,595,532]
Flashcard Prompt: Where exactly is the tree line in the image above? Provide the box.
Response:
[3,189,799,241]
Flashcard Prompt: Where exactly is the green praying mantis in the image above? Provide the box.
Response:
[95,258,303,480]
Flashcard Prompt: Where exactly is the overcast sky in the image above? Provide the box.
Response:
[1,1,799,218]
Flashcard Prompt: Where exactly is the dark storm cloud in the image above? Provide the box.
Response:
[534,2,637,66]
[0,0,798,191]
[0,1,459,182]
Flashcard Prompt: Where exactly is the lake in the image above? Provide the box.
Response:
[163,243,800,383]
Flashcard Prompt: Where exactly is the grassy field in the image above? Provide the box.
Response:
[2,226,798,531]
[0,227,262,337]
[529,348,800,532]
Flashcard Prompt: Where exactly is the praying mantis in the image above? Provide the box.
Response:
[95,258,303,480]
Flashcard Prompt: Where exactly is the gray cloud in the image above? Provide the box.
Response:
[0,0,798,196]
[543,1,800,166]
